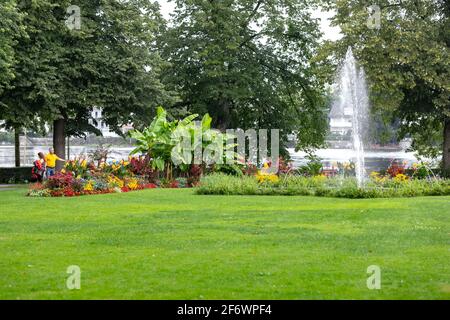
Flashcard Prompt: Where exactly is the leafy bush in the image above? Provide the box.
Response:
[129,106,235,181]
[197,174,258,195]
[0,167,32,184]
[196,174,450,198]
[296,155,323,176]
[211,163,243,176]
[45,173,75,190]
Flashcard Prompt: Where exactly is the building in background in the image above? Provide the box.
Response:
[88,107,133,137]
[329,103,353,136]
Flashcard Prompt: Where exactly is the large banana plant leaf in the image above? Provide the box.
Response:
[128,107,239,169]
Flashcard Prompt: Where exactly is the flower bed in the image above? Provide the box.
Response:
[27,157,186,198]
[196,159,450,199]
[27,172,159,197]
[196,173,450,198]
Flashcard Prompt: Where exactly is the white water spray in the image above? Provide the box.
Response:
[331,47,370,187]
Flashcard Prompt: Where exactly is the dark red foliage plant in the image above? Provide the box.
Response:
[241,163,258,176]
[129,156,159,182]
[45,173,74,190]
[187,164,202,187]
[387,160,406,177]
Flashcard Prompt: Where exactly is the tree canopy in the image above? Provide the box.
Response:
[159,0,329,154]
[0,0,175,166]
[320,0,450,169]
[0,0,24,95]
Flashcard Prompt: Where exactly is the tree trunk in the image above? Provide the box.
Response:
[443,118,450,173]
[67,135,70,160]
[14,127,20,167]
[213,99,232,131]
[53,118,66,171]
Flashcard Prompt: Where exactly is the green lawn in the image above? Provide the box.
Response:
[0,188,449,299]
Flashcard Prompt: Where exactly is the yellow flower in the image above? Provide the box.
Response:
[370,171,390,183]
[312,174,327,184]
[393,173,408,182]
[256,171,279,184]
[370,171,380,180]
[126,178,139,190]
[84,181,94,191]
[61,169,66,174]
[107,176,124,188]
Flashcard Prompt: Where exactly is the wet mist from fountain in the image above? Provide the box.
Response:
[331,47,370,187]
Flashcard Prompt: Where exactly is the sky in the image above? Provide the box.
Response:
[155,0,342,41]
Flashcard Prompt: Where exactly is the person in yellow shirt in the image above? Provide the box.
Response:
[45,147,65,177]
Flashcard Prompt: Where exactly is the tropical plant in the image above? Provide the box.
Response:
[298,154,323,176]
[129,107,237,180]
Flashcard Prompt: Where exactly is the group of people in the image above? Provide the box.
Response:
[31,148,66,182]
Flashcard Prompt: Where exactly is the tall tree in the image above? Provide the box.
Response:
[1,0,174,170]
[0,0,26,167]
[159,0,329,154]
[320,0,450,170]
[0,0,23,94]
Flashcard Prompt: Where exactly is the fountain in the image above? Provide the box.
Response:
[330,47,370,187]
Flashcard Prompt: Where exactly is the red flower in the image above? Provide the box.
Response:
[50,190,64,197]
[63,187,75,197]
[387,161,406,178]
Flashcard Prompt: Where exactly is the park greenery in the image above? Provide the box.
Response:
[0,0,175,169]
[319,0,450,170]
[159,0,329,154]
[25,105,449,199]
[1,1,449,300]
[197,173,450,198]
[129,107,238,179]
[0,0,449,171]
[1,187,449,299]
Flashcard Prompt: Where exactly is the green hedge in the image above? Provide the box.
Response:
[196,174,450,198]
[0,167,32,184]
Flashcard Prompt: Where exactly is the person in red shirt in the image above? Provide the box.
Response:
[31,152,46,183]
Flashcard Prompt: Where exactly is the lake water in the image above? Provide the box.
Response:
[0,145,422,172]
[288,148,421,172]
[0,145,135,167]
